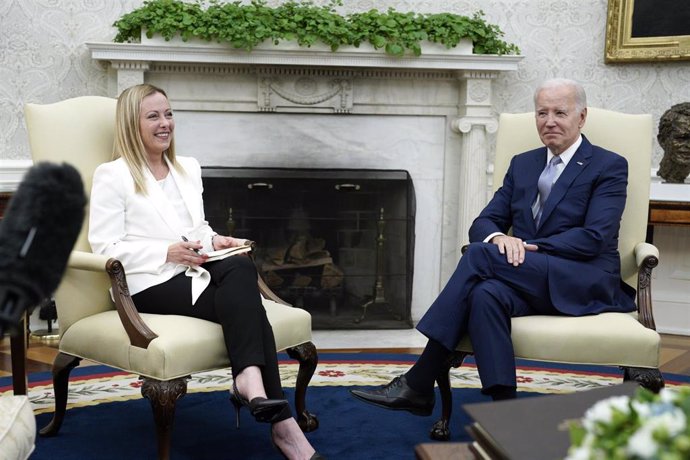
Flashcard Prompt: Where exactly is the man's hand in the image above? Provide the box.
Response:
[491,235,538,266]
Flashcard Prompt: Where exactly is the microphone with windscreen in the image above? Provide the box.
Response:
[0,162,86,338]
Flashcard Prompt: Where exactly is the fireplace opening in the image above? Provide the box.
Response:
[202,167,415,329]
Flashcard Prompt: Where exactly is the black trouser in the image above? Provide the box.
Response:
[132,256,285,401]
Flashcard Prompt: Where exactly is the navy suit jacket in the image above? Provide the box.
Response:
[469,135,636,315]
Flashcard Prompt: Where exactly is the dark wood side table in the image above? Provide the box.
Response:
[1,191,28,395]
[415,442,475,460]
[647,200,690,242]
[9,314,29,395]
[0,192,12,217]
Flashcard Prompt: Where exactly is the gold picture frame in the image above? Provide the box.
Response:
[606,0,690,63]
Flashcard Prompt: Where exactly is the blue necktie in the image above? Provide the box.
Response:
[534,156,562,226]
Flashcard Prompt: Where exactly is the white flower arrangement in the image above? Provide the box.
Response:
[566,385,690,460]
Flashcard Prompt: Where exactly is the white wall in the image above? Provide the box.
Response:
[2,0,688,334]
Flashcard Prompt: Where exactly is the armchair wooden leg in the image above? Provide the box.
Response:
[286,341,319,432]
[430,351,469,441]
[141,377,188,460]
[623,366,665,393]
[430,364,453,441]
[39,352,82,437]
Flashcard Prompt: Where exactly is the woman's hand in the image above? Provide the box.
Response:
[167,240,208,267]
[211,235,250,250]
[491,235,538,266]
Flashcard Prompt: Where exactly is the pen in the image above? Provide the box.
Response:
[181,235,201,255]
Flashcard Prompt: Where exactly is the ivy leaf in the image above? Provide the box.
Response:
[386,43,404,56]
[371,35,386,49]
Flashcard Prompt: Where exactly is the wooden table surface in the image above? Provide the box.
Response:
[647,199,690,242]
[415,442,475,460]
[648,200,690,226]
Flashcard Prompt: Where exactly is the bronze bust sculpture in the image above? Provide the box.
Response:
[657,102,690,183]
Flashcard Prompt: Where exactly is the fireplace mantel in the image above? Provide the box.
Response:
[87,40,522,322]
[87,40,521,72]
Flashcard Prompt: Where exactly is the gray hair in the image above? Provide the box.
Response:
[534,78,587,112]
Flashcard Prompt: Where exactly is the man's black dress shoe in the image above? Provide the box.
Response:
[350,375,435,416]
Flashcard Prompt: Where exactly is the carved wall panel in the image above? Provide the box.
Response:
[257,70,353,113]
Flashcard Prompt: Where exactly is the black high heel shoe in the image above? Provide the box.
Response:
[230,381,290,428]
[271,435,327,460]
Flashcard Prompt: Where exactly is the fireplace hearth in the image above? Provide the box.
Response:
[202,167,415,329]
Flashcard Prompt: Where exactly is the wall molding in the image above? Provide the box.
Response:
[0,160,32,192]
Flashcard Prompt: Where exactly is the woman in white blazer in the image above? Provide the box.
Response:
[89,84,322,460]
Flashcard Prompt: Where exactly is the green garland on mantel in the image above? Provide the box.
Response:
[113,0,520,57]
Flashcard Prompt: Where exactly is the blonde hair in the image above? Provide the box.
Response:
[113,84,183,194]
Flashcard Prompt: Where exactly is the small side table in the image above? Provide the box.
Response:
[415,442,475,460]
[647,199,690,242]
[9,313,29,395]
[0,192,27,395]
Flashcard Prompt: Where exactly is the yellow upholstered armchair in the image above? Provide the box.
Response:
[430,108,663,441]
[24,96,319,459]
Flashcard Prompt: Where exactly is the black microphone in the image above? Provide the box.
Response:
[0,162,86,338]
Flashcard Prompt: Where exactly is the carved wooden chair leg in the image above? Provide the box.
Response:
[430,351,468,441]
[40,352,82,436]
[286,341,319,432]
[623,366,665,393]
[430,364,454,441]
[141,377,189,460]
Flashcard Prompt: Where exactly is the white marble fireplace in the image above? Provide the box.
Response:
[88,40,521,323]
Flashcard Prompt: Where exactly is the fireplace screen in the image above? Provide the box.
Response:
[202,167,415,329]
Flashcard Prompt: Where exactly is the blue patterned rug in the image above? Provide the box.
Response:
[2,353,689,459]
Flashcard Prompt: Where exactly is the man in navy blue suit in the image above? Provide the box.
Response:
[351,78,637,413]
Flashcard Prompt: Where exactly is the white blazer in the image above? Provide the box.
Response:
[89,155,216,301]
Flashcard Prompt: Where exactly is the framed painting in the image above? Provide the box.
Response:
[606,0,690,62]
